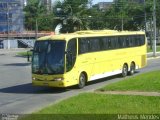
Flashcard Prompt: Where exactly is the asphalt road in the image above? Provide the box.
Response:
[0,51,160,114]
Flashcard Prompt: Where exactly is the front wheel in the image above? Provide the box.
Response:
[78,73,86,89]
[122,64,128,77]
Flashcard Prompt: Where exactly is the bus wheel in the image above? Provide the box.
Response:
[78,73,86,89]
[122,64,128,77]
[129,62,135,75]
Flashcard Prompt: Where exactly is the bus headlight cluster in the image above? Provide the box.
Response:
[53,77,64,81]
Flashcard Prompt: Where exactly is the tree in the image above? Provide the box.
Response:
[24,0,160,33]
[104,0,148,31]
[54,0,92,33]
[24,0,55,31]
[87,5,108,30]
[155,0,160,29]
[124,1,145,30]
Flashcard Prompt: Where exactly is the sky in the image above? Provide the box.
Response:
[92,0,113,5]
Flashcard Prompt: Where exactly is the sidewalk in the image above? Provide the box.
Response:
[147,52,160,58]
[0,48,30,55]
[95,91,160,97]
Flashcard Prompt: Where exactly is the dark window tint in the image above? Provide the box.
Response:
[79,38,89,54]
[111,37,119,49]
[118,36,123,48]
[78,35,145,54]
[118,36,129,48]
[101,37,109,50]
[139,35,145,45]
[126,36,130,47]
[66,39,77,72]
[108,38,112,49]
[32,40,65,75]
[89,38,100,52]
[129,36,134,47]
[115,37,119,48]
[135,36,141,46]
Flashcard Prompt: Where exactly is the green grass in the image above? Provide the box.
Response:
[36,93,160,114]
[100,70,160,92]
[21,70,160,120]
[33,70,160,115]
[17,51,32,57]
[147,45,160,52]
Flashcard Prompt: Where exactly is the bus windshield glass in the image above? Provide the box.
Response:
[32,40,65,75]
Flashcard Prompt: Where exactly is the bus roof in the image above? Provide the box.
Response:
[37,30,145,41]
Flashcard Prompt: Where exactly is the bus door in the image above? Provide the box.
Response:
[66,38,78,84]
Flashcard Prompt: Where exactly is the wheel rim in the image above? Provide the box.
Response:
[79,73,86,88]
[130,63,135,75]
[122,64,128,77]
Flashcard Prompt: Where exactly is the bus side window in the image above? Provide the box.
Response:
[121,37,126,48]
[110,37,114,49]
[118,36,123,48]
[140,35,145,45]
[78,38,89,54]
[108,38,112,49]
[66,39,77,72]
[100,37,108,50]
[129,36,134,47]
[132,36,136,47]
[112,37,119,49]
[126,36,130,47]
[89,38,100,52]
[135,36,140,46]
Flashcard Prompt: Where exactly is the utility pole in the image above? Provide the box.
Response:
[121,15,124,31]
[150,18,153,49]
[7,2,10,49]
[144,0,147,34]
[153,0,156,57]
[121,0,124,31]
[35,19,38,40]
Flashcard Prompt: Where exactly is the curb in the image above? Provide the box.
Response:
[147,52,160,59]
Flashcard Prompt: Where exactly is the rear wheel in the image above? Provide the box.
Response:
[129,62,135,75]
[78,73,86,89]
[122,64,128,77]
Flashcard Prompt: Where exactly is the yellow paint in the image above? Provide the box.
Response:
[32,30,147,88]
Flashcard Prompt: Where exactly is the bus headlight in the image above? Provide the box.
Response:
[53,77,64,81]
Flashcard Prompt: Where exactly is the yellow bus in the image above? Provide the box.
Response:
[31,30,147,88]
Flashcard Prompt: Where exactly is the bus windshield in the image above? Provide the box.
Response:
[32,40,65,75]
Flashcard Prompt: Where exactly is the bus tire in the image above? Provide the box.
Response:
[129,62,135,75]
[122,64,128,77]
[78,73,86,89]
